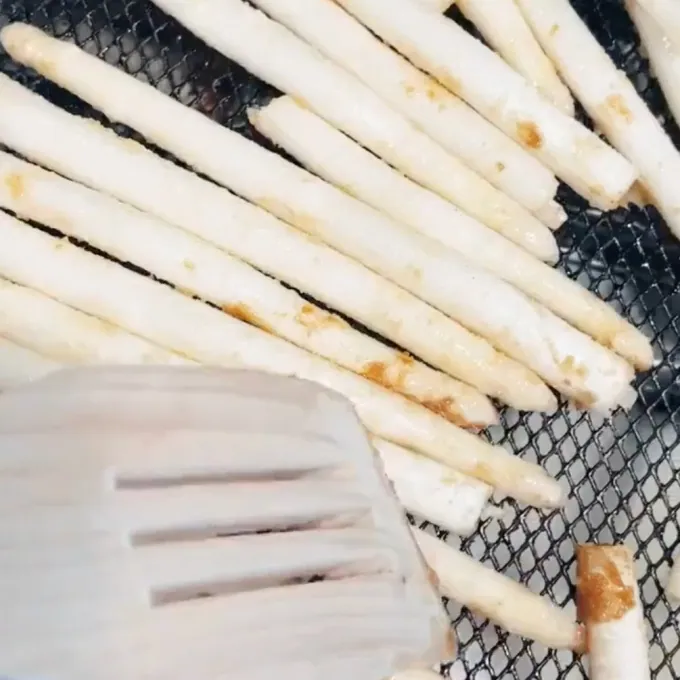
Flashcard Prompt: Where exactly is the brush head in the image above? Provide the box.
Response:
[0,366,452,680]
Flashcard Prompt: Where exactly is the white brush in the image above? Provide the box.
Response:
[0,365,453,680]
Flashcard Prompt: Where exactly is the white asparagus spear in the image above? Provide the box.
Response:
[634,0,680,51]
[0,337,62,390]
[0,211,564,507]
[413,529,585,650]
[0,282,490,531]
[0,153,496,428]
[251,96,652,371]
[667,557,680,601]
[245,0,558,216]
[331,0,639,210]
[371,438,491,536]
[0,76,552,414]
[516,0,680,242]
[455,0,574,116]
[576,545,650,680]
[536,200,568,231]
[627,0,680,128]
[250,97,650,386]
[131,3,556,257]
[0,278,193,366]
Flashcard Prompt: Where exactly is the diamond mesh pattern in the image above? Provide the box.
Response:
[0,0,678,677]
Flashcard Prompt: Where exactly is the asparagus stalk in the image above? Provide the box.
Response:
[414,529,585,650]
[371,438,492,536]
[0,278,191,366]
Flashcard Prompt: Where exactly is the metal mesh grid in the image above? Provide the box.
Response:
[0,0,678,677]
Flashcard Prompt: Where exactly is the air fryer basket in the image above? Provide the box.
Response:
[0,0,678,677]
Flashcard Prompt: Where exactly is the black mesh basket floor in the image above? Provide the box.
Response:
[0,0,678,677]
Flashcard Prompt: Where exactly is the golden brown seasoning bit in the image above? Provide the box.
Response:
[571,389,597,410]
[361,360,391,389]
[362,354,418,392]
[559,354,589,379]
[397,352,414,368]
[182,258,195,271]
[576,545,636,625]
[221,302,272,334]
[439,72,463,98]
[259,196,320,235]
[604,93,633,123]
[295,303,348,331]
[516,120,543,149]
[403,75,450,110]
[496,162,506,173]
[424,84,449,111]
[4,172,25,201]
[549,23,560,36]
[423,396,473,429]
